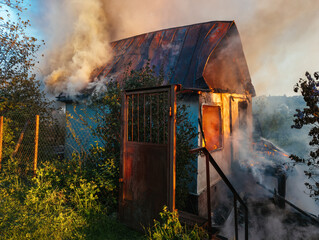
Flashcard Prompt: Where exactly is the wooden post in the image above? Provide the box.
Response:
[234,197,239,240]
[205,153,212,238]
[168,85,178,211]
[277,173,287,209]
[0,116,3,171]
[11,120,29,158]
[33,115,39,177]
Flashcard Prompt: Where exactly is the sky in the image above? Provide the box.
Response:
[28,0,319,96]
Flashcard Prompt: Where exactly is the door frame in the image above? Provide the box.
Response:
[119,84,180,229]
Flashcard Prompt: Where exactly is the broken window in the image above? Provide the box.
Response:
[202,105,222,151]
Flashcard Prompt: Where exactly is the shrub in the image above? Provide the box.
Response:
[145,206,208,240]
[0,154,145,239]
[0,160,86,240]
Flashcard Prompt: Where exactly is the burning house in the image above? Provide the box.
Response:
[58,20,256,226]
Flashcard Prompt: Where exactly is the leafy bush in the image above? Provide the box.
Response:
[1,118,15,159]
[145,206,207,240]
[0,160,86,239]
[0,151,129,239]
[85,146,118,211]
[291,71,319,199]
[0,154,145,240]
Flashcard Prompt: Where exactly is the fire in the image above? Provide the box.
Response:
[282,153,289,157]
[256,141,290,159]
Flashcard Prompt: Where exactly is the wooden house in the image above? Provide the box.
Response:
[58,20,255,220]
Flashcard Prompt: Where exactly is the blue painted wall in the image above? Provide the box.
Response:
[64,94,200,194]
[179,94,199,194]
[65,102,102,159]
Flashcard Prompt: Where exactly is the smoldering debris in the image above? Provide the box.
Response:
[225,126,319,239]
[226,158,319,240]
[220,199,319,240]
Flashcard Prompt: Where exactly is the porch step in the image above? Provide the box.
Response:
[212,235,228,240]
[178,211,228,240]
[179,211,208,227]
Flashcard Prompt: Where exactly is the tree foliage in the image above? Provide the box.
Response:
[0,1,52,163]
[0,0,49,119]
[291,71,319,199]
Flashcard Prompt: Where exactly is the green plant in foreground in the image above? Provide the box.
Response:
[145,206,208,240]
[0,159,89,240]
[0,156,144,240]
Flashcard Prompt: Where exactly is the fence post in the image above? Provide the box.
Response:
[0,116,3,171]
[33,115,39,177]
[12,121,29,158]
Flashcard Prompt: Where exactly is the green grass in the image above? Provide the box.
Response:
[83,214,144,240]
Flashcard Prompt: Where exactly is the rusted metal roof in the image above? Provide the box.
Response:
[57,21,254,102]
[91,20,254,95]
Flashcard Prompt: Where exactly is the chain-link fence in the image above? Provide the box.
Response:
[0,111,66,176]
[0,104,105,176]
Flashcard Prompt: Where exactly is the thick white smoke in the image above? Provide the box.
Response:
[33,0,319,96]
[228,129,319,239]
[36,0,113,96]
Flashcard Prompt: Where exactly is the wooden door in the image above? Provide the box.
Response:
[119,85,179,230]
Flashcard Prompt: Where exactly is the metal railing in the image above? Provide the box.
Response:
[257,181,319,225]
[190,147,249,240]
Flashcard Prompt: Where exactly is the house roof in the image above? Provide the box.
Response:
[58,21,255,102]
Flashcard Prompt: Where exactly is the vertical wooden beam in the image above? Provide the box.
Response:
[12,121,29,158]
[150,94,152,143]
[229,96,234,168]
[234,197,238,240]
[132,95,134,141]
[277,173,286,209]
[0,116,3,171]
[157,94,160,144]
[33,115,39,177]
[168,85,178,211]
[119,92,127,218]
[137,94,139,142]
[143,94,146,142]
[163,94,166,144]
[245,209,249,240]
[205,153,212,238]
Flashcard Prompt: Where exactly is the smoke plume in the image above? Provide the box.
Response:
[33,0,319,95]
[36,0,113,96]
